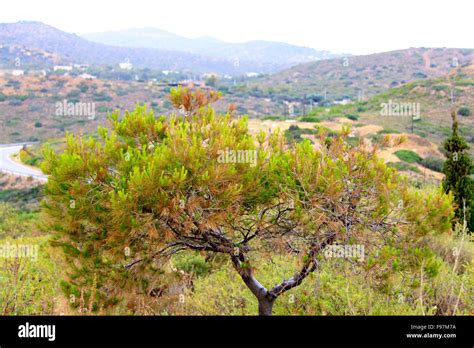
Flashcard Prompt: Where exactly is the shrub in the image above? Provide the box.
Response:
[299,116,321,122]
[97,106,110,113]
[394,150,422,163]
[346,136,360,148]
[346,114,359,121]
[66,90,81,99]
[261,116,285,121]
[173,253,211,277]
[378,128,401,135]
[0,236,60,315]
[79,84,89,93]
[458,107,471,117]
[92,92,112,102]
[387,161,421,174]
[420,156,444,173]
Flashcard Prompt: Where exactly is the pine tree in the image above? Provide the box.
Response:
[442,110,473,230]
[41,88,455,315]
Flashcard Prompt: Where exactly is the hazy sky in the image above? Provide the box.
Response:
[1,0,472,55]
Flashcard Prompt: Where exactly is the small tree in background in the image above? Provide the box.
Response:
[442,110,473,231]
[457,106,471,117]
[168,85,221,117]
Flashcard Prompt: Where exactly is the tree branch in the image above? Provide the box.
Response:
[268,232,336,299]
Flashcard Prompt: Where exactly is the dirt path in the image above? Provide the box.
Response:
[422,49,434,71]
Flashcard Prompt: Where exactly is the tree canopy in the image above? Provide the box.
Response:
[41,88,454,315]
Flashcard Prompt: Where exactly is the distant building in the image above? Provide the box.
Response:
[53,65,73,72]
[73,64,89,70]
[11,69,25,76]
[119,62,133,70]
[202,73,219,79]
[333,98,352,105]
[283,101,296,118]
[246,72,259,78]
[79,73,96,79]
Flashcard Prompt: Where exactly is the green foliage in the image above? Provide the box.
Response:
[66,90,81,99]
[387,162,420,174]
[420,156,444,173]
[173,253,211,277]
[261,115,287,121]
[346,113,359,121]
[79,84,89,93]
[205,75,218,87]
[0,187,42,212]
[92,91,112,102]
[284,125,316,143]
[458,106,471,117]
[20,149,42,167]
[378,128,401,135]
[0,235,62,315]
[184,238,473,315]
[97,106,111,113]
[298,116,322,122]
[0,203,32,238]
[394,150,422,164]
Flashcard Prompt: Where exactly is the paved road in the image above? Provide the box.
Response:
[0,144,48,182]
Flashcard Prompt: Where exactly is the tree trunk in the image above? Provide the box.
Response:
[231,253,276,315]
[258,297,275,316]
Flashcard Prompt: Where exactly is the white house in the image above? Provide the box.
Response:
[333,98,352,105]
[53,65,73,72]
[119,62,133,70]
[246,72,259,78]
[79,73,96,79]
[11,69,25,76]
[73,64,89,70]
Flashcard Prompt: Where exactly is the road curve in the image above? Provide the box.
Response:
[0,144,48,182]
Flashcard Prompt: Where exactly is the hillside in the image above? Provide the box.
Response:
[83,27,343,72]
[244,47,474,100]
[353,63,474,153]
[0,43,66,69]
[0,71,251,142]
[0,72,173,142]
[1,62,473,151]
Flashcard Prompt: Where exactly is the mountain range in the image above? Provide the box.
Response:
[0,21,341,75]
[83,27,342,72]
